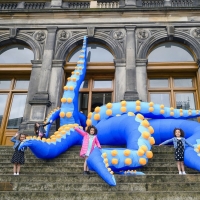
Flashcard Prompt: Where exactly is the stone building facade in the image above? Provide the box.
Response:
[0,0,200,145]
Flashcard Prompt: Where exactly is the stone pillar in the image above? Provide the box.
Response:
[136,59,148,102]
[22,27,58,135]
[48,60,65,110]
[51,0,62,8]
[20,60,43,134]
[38,26,58,93]
[124,25,139,101]
[114,59,126,102]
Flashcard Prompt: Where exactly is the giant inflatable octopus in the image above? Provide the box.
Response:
[20,36,200,186]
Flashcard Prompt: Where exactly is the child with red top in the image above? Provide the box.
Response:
[75,125,101,175]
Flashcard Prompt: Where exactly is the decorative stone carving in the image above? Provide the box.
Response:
[137,29,149,40]
[58,30,70,41]
[193,28,200,38]
[113,30,124,40]
[34,31,46,41]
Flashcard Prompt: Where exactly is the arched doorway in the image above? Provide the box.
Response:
[65,43,115,116]
[147,42,199,112]
[0,44,34,145]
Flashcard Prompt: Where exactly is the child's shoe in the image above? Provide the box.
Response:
[13,173,17,175]
[16,173,19,175]
[86,171,90,174]
[83,171,88,175]
[179,171,182,175]
[182,171,186,175]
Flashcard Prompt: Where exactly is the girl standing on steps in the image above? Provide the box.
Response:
[10,132,27,175]
[159,128,194,175]
[74,125,101,175]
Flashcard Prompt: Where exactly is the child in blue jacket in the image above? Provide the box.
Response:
[159,128,194,175]
[10,132,27,175]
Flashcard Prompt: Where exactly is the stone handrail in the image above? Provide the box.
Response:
[0,3,18,10]
[97,1,119,8]
[142,0,164,7]
[24,2,46,9]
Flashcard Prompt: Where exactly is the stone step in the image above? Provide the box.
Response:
[1,174,200,184]
[1,181,200,192]
[0,161,179,168]
[0,145,176,154]
[0,153,177,160]
[1,191,200,200]
[0,157,175,163]
[0,166,198,173]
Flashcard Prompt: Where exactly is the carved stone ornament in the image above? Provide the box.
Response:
[137,29,149,40]
[113,30,124,40]
[58,30,70,41]
[193,28,200,38]
[34,31,46,41]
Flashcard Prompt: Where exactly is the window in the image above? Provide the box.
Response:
[65,42,115,117]
[147,41,199,115]
[148,77,197,110]
[0,44,34,63]
[68,43,114,62]
[0,78,29,145]
[77,79,114,116]
[0,43,33,145]
[148,42,194,62]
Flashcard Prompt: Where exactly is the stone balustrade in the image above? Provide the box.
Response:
[0,0,198,10]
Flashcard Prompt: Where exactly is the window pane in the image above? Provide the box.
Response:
[80,80,88,89]
[0,94,8,126]
[150,93,170,107]
[175,93,195,110]
[0,45,34,63]
[7,94,27,129]
[174,78,193,88]
[69,44,114,62]
[15,80,30,90]
[93,80,112,89]
[148,42,194,62]
[91,93,112,112]
[0,80,11,89]
[149,79,168,88]
[79,93,89,116]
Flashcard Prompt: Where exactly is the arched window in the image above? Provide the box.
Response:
[148,42,194,62]
[0,44,33,145]
[147,42,199,118]
[66,43,114,116]
[0,44,34,63]
[68,44,114,62]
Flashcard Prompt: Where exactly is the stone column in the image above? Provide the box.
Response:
[114,59,126,102]
[48,60,65,110]
[20,60,42,134]
[38,26,58,93]
[124,25,139,101]
[136,59,148,102]
[22,27,58,135]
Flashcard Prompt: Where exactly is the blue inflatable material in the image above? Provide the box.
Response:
[19,36,200,186]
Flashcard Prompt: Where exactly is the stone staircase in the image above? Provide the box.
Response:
[0,145,200,200]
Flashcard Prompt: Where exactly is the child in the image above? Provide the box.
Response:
[10,132,27,175]
[34,120,52,139]
[159,128,194,175]
[74,125,101,175]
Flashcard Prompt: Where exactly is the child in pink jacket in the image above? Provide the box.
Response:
[75,125,101,175]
